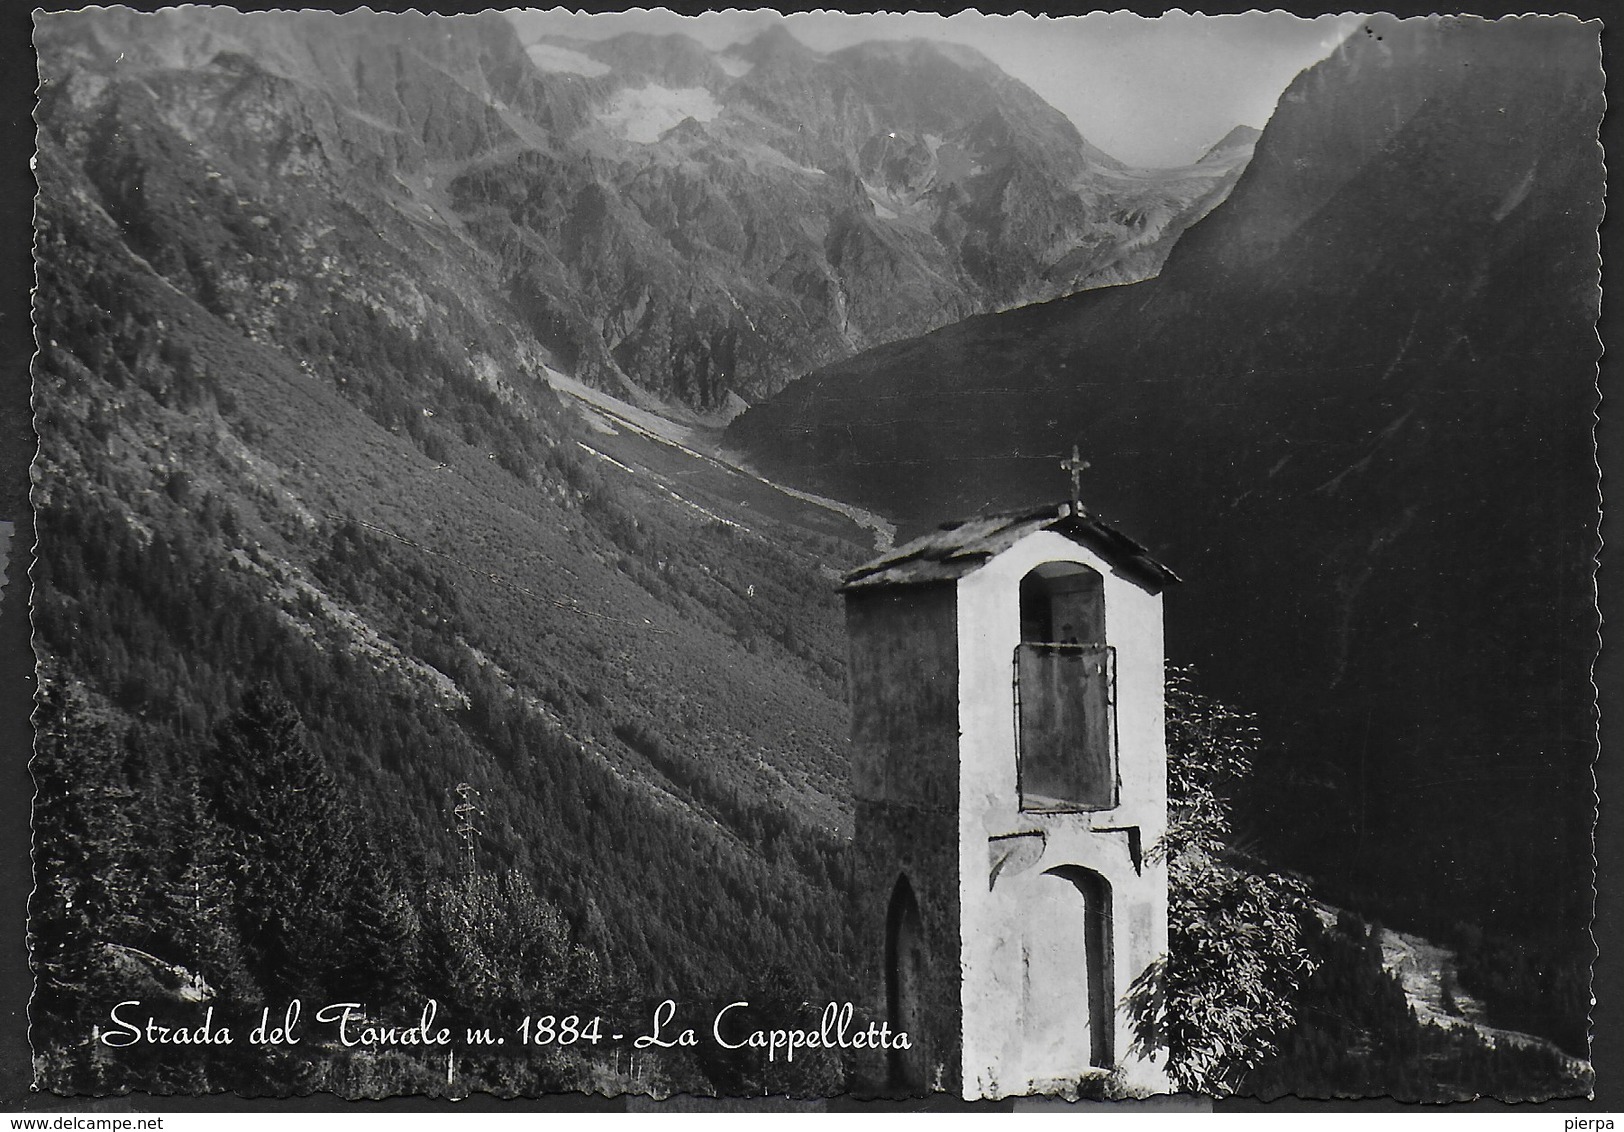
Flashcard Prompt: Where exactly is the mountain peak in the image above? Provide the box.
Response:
[579,30,723,88]
[834,36,999,76]
[736,23,817,63]
[1198,124,1262,162]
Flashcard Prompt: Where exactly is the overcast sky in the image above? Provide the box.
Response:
[506,10,1364,167]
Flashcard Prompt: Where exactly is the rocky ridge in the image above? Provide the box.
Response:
[37,8,1255,414]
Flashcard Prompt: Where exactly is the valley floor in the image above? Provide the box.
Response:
[542,366,895,553]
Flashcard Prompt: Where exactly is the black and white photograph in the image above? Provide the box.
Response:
[15,0,1607,1109]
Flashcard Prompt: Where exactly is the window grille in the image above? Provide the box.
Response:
[1013,643,1118,811]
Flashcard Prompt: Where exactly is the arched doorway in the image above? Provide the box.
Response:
[1020,865,1114,1078]
[885,874,926,1089]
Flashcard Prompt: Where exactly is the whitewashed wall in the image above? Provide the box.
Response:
[954,529,1170,1098]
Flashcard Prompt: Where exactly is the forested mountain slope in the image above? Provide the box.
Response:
[31,7,897,1096]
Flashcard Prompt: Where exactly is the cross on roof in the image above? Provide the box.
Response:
[1061,445,1091,516]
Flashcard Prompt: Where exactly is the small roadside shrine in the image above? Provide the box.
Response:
[841,454,1178,1099]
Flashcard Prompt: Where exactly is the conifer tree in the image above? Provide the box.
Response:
[340,835,425,1007]
[155,773,259,1003]
[30,681,145,1086]
[207,684,355,1001]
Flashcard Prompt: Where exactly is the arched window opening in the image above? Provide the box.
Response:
[1020,561,1105,646]
[1015,563,1117,810]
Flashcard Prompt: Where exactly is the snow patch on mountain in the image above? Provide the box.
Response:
[526,42,609,77]
[601,83,722,144]
[740,143,825,179]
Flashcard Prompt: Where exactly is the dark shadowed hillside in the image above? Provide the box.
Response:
[727,13,1601,1039]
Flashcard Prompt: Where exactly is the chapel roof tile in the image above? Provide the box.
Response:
[840,502,1179,593]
